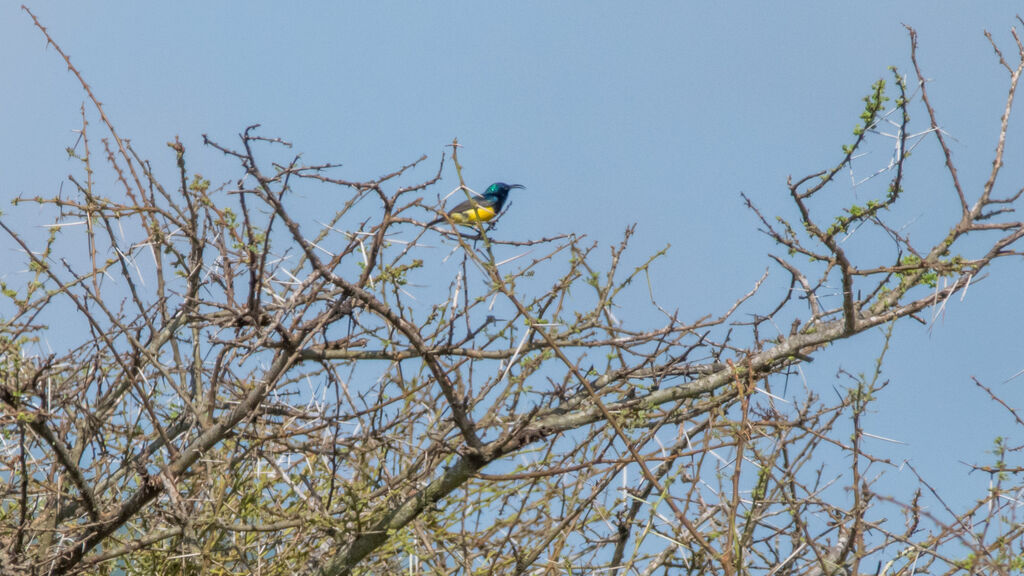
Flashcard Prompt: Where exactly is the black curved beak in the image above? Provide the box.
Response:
[509,184,526,190]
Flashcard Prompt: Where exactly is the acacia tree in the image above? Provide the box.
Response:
[3,11,1024,575]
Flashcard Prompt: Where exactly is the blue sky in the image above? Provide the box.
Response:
[4,2,1024,514]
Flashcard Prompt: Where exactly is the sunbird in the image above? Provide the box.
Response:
[429,182,525,226]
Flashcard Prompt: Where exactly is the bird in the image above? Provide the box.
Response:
[429,182,525,227]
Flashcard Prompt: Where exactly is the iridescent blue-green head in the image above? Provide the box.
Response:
[483,182,525,213]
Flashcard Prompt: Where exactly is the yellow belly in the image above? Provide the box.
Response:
[450,205,497,224]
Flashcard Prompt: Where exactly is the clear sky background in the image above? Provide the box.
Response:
[4,3,1024,514]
